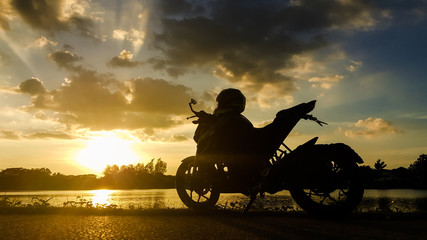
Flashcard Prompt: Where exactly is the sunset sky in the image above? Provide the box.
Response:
[0,0,426,176]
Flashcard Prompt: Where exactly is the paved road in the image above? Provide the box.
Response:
[0,213,426,239]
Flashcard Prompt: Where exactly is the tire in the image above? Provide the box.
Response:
[289,147,364,217]
[175,157,220,210]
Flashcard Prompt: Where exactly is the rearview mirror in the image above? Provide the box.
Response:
[190,99,197,105]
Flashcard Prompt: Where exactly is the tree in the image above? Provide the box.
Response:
[29,168,52,177]
[409,154,427,172]
[119,164,137,176]
[135,163,146,174]
[374,159,387,171]
[154,158,167,175]
[145,159,154,174]
[103,164,119,176]
[409,154,427,187]
[0,168,27,176]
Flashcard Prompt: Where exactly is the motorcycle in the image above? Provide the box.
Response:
[175,99,364,216]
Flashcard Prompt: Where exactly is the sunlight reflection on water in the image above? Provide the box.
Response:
[89,190,114,207]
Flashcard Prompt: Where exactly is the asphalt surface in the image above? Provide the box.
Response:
[0,213,426,240]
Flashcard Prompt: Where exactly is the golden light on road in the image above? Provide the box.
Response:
[76,133,140,173]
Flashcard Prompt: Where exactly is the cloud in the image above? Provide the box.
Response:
[147,134,189,142]
[18,78,47,95]
[0,1,12,31]
[12,71,193,131]
[28,36,58,49]
[171,135,188,142]
[0,130,21,140]
[346,60,363,72]
[38,49,192,131]
[107,50,143,68]
[345,117,402,138]
[11,0,67,30]
[129,77,192,115]
[25,132,74,140]
[8,0,97,38]
[309,75,344,89]
[112,29,128,40]
[112,28,146,50]
[48,50,84,71]
[146,0,386,94]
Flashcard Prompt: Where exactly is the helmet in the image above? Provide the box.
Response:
[216,88,246,113]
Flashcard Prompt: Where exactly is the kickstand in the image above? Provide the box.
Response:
[242,194,256,215]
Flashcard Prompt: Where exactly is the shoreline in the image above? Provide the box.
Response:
[1,206,426,218]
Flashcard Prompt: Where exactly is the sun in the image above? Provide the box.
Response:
[76,134,140,173]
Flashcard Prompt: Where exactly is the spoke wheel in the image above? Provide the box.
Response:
[176,157,220,210]
[290,152,364,217]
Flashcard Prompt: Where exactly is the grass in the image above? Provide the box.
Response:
[1,195,426,219]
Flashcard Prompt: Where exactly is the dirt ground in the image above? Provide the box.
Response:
[0,211,426,240]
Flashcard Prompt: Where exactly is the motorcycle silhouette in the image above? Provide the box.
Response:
[176,99,364,216]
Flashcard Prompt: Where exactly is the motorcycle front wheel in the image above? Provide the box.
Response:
[289,151,364,217]
[175,157,220,210]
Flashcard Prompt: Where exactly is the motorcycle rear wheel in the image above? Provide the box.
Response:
[289,153,364,217]
[175,158,220,210]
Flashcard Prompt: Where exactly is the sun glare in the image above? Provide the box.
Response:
[90,190,115,207]
[76,134,140,173]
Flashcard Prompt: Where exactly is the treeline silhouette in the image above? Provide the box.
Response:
[360,154,427,189]
[1,154,426,190]
[0,159,174,190]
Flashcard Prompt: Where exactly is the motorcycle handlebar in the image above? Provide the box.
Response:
[304,114,328,127]
[187,99,327,126]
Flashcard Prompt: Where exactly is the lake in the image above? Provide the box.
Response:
[2,189,427,212]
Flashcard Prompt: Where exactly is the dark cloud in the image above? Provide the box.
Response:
[47,71,128,124]
[107,50,143,68]
[68,15,96,38]
[122,113,181,131]
[36,49,191,130]
[171,135,188,142]
[63,44,75,51]
[0,130,20,140]
[0,16,9,31]
[130,77,192,115]
[147,0,384,92]
[147,134,190,142]
[11,0,67,30]
[16,70,193,131]
[0,1,11,31]
[9,0,96,37]
[25,132,74,140]
[156,0,201,16]
[18,78,47,95]
[48,50,84,71]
